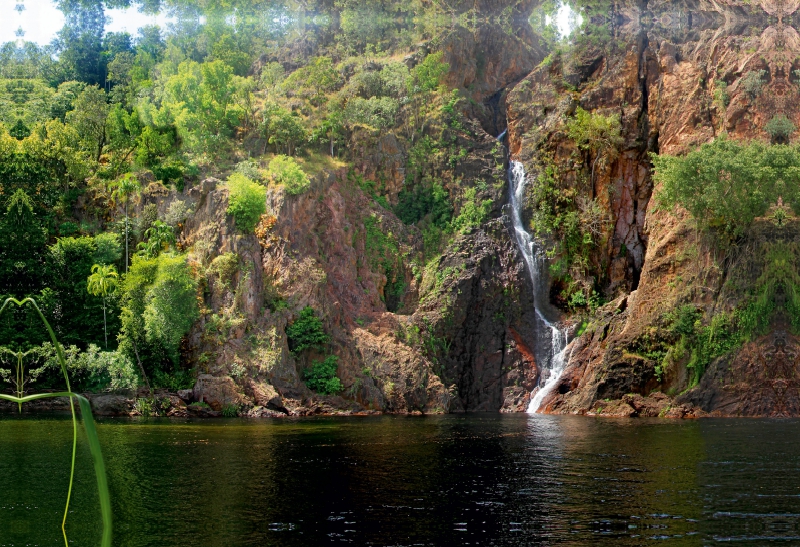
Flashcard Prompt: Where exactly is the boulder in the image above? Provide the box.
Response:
[249,381,288,414]
[193,374,244,411]
[89,394,133,416]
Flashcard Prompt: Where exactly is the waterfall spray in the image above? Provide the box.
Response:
[507,161,571,413]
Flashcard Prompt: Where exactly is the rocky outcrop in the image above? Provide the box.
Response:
[505,0,800,417]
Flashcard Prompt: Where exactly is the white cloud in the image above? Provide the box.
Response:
[0,0,174,46]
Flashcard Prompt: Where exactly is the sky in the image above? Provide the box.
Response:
[0,0,174,45]
[0,0,579,47]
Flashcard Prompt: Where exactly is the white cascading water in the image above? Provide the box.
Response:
[507,161,571,413]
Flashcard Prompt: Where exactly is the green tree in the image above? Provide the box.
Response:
[407,52,449,138]
[566,107,623,187]
[286,306,330,353]
[226,173,266,232]
[137,220,175,258]
[110,174,141,272]
[269,155,310,195]
[119,253,198,387]
[259,61,285,98]
[261,105,306,156]
[65,85,110,162]
[87,264,119,348]
[159,59,246,154]
[653,137,800,237]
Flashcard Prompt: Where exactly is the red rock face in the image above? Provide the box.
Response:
[507,0,800,416]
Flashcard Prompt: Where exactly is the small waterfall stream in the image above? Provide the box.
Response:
[507,161,571,413]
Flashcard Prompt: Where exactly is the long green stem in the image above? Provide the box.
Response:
[0,298,112,546]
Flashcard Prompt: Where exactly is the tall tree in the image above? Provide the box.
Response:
[87,263,119,348]
[111,175,141,272]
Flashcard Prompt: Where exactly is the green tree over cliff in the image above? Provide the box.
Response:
[653,137,800,237]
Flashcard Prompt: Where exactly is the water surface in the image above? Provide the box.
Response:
[2,415,800,545]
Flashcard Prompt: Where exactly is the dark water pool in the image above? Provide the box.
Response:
[2,414,800,545]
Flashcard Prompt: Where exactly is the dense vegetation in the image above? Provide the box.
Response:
[0,0,543,398]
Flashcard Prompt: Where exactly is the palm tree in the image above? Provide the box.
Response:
[87,264,119,348]
[137,220,176,258]
[111,175,141,272]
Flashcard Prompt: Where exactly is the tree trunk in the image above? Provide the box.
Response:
[130,338,152,397]
[102,298,108,349]
[124,200,129,273]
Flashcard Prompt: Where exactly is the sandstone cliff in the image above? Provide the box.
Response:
[505,0,800,417]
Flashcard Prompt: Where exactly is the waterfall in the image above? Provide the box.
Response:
[507,161,570,413]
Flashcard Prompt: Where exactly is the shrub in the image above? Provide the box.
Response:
[234,160,263,181]
[742,70,767,100]
[766,114,795,144]
[94,232,122,265]
[164,200,192,227]
[152,368,195,391]
[207,252,240,288]
[269,155,310,195]
[286,306,330,353]
[304,355,343,394]
[227,172,266,232]
[653,137,800,237]
[395,181,452,227]
[35,343,138,392]
[451,187,492,234]
[221,403,240,417]
[343,96,399,128]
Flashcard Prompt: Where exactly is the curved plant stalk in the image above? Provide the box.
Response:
[0,297,112,547]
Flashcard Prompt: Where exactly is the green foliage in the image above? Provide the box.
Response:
[286,306,330,354]
[395,181,452,227]
[566,107,623,183]
[712,80,730,110]
[156,59,247,154]
[343,96,399,128]
[226,172,266,232]
[119,253,199,375]
[654,137,800,237]
[269,155,310,195]
[208,252,240,289]
[261,103,307,156]
[364,213,400,273]
[451,187,492,234]
[304,355,343,395]
[33,342,138,392]
[412,52,449,93]
[94,232,122,265]
[766,114,795,144]
[221,403,240,417]
[137,220,175,258]
[152,368,195,391]
[742,70,767,100]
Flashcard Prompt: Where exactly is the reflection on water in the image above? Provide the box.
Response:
[7,415,800,545]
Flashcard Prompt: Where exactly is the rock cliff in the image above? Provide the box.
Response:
[505,0,800,417]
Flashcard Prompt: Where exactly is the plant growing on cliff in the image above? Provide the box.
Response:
[286,306,330,353]
[712,80,730,111]
[653,137,800,238]
[566,107,623,185]
[304,355,343,395]
[269,155,310,195]
[741,69,767,100]
[451,187,492,234]
[766,115,795,144]
[227,173,267,232]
